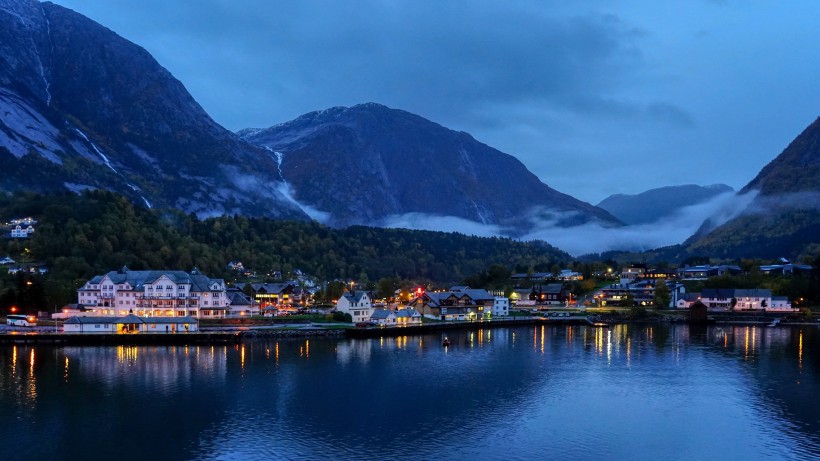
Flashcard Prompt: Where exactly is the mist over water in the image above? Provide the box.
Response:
[379,191,759,255]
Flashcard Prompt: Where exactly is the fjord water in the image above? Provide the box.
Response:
[1,325,818,461]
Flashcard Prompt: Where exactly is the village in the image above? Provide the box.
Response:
[25,259,809,335]
[0,216,815,334]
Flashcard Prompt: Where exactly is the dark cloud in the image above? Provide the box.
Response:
[49,1,820,202]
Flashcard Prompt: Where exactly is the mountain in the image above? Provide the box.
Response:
[0,0,306,219]
[239,103,621,232]
[682,118,820,260]
[597,184,734,225]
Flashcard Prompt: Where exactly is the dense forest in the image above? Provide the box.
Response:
[0,191,572,311]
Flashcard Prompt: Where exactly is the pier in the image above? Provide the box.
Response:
[0,331,242,346]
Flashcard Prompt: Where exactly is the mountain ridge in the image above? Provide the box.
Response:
[597,183,734,225]
[0,0,307,220]
[240,102,622,233]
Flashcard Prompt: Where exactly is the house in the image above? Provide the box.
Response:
[642,269,678,280]
[599,279,684,308]
[700,288,788,312]
[336,290,374,324]
[700,288,737,311]
[53,303,94,320]
[531,283,567,306]
[557,270,583,281]
[620,266,646,281]
[62,314,199,334]
[677,265,741,281]
[0,256,15,265]
[10,224,34,238]
[77,266,229,318]
[226,260,245,271]
[675,293,701,310]
[395,308,422,325]
[235,282,295,312]
[409,287,493,321]
[62,317,118,334]
[733,289,772,311]
[493,297,510,316]
[760,263,813,276]
[510,289,536,308]
[370,309,397,326]
[769,297,796,312]
[226,288,258,317]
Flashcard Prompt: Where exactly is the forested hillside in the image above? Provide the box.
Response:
[0,191,570,310]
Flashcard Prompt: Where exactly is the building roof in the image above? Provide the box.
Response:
[734,289,772,298]
[88,267,224,292]
[534,283,565,294]
[459,288,493,301]
[64,316,120,324]
[64,315,197,325]
[245,283,295,294]
[701,288,736,299]
[342,290,370,303]
[370,309,395,320]
[396,308,421,318]
[227,290,253,306]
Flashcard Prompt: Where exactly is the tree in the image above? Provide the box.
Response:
[653,281,671,309]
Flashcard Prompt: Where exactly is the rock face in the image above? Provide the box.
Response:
[0,0,307,219]
[240,103,621,232]
[683,118,820,259]
[597,184,734,225]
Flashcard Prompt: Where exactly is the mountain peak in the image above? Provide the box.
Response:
[241,103,621,231]
[741,116,820,196]
[0,0,307,220]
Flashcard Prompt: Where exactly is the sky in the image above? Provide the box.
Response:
[50,0,820,204]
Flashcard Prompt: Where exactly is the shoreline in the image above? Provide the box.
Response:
[1,316,817,345]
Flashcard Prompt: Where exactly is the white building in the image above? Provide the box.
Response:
[10,225,34,238]
[767,296,796,313]
[336,290,374,323]
[493,297,510,316]
[370,309,397,326]
[396,308,422,325]
[700,288,795,312]
[226,288,259,317]
[62,315,199,334]
[77,266,229,318]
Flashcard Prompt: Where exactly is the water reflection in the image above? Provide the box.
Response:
[0,325,817,460]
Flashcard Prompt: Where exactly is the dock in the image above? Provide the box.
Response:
[0,331,242,346]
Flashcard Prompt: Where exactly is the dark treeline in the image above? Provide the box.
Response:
[0,191,571,311]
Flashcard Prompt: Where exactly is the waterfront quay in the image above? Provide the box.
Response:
[0,331,243,346]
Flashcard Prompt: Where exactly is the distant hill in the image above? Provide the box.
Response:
[597,184,734,225]
[682,118,820,260]
[0,0,306,219]
[239,103,622,233]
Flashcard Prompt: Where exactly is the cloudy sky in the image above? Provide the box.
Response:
[52,0,820,203]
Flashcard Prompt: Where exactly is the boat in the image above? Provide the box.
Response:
[767,318,781,327]
[443,337,450,347]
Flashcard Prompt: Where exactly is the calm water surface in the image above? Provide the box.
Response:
[1,324,818,460]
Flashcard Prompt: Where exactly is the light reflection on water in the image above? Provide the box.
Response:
[0,325,818,461]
